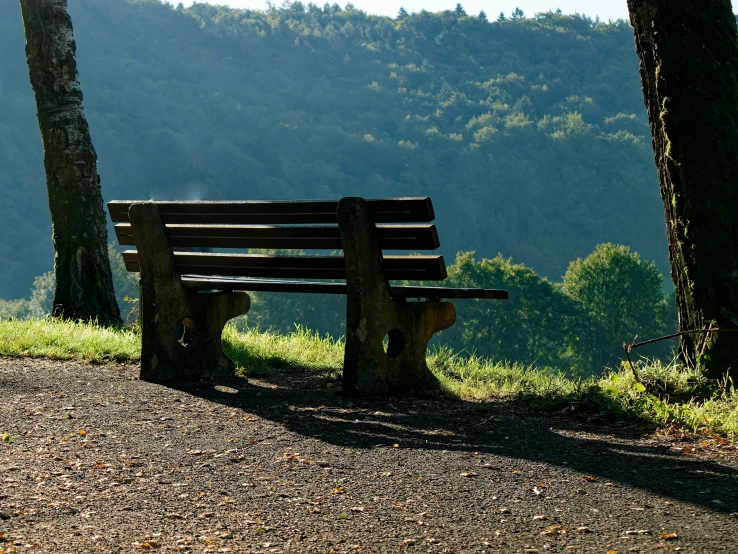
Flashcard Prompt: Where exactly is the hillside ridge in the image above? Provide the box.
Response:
[0,0,666,298]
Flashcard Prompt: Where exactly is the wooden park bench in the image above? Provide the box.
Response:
[109,197,507,395]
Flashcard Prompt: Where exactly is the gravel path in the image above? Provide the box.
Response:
[1,357,737,553]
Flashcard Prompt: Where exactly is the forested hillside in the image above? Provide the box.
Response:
[0,0,665,299]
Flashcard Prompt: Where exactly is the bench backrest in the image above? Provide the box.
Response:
[109,198,448,282]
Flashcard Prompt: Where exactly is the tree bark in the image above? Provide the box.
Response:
[19,0,121,325]
[628,0,738,380]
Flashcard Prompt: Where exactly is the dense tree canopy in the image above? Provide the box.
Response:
[0,0,667,300]
[562,243,673,370]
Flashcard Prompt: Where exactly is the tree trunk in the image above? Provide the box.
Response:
[19,0,121,325]
[627,0,738,380]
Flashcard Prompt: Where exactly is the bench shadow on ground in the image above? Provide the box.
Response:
[169,372,738,515]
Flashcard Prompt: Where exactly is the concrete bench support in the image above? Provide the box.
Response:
[128,202,250,382]
[337,197,456,396]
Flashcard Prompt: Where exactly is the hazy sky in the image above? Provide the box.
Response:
[184,0,629,21]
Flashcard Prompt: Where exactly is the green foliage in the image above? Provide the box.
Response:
[0,0,667,301]
[0,245,138,320]
[240,290,345,338]
[436,252,582,371]
[0,271,53,319]
[108,244,140,320]
[0,298,32,320]
[563,244,674,371]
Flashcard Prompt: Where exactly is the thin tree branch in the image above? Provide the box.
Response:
[622,328,738,382]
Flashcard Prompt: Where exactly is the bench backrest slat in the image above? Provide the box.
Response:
[122,251,448,281]
[114,223,440,251]
[111,197,448,283]
[108,197,435,225]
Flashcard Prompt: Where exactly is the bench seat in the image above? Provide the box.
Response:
[178,275,508,300]
[110,196,508,395]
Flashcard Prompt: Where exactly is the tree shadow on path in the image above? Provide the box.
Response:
[170,373,738,515]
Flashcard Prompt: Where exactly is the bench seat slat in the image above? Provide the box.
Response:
[114,223,440,251]
[179,277,508,300]
[108,197,435,224]
[122,251,448,281]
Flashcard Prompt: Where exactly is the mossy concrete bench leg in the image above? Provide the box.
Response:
[337,197,456,396]
[128,203,250,382]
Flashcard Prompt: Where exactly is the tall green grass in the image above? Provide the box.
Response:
[0,318,139,362]
[223,325,343,378]
[0,318,735,440]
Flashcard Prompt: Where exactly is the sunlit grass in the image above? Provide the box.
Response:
[0,318,735,440]
[223,324,343,379]
[429,346,587,402]
[0,318,139,362]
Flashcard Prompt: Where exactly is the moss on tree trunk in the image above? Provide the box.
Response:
[628,0,738,380]
[19,0,121,325]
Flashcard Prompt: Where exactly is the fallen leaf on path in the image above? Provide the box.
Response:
[659,532,678,540]
[542,525,566,535]
[1,433,13,443]
[330,486,345,494]
[581,476,597,482]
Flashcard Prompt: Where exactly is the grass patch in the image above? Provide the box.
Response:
[0,318,735,440]
[224,325,343,379]
[0,318,140,362]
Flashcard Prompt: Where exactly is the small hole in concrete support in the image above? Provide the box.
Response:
[177,317,196,347]
[383,328,406,359]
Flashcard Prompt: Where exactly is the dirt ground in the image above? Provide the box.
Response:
[1,357,737,553]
